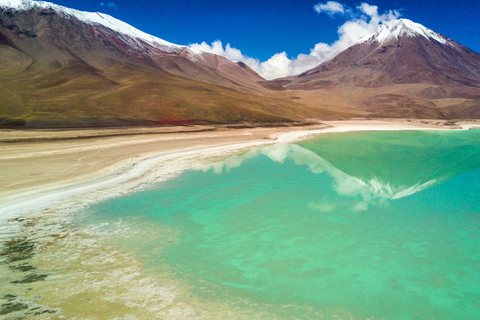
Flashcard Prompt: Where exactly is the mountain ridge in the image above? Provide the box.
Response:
[0,0,186,53]
[1,1,327,127]
[286,18,480,88]
[274,17,480,119]
[1,1,480,126]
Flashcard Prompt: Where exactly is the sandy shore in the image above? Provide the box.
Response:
[1,118,480,319]
[1,118,478,220]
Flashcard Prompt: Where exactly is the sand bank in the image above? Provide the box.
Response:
[1,118,478,319]
[0,118,476,220]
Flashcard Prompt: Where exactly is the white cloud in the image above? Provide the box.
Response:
[357,2,378,17]
[189,2,401,80]
[313,1,345,16]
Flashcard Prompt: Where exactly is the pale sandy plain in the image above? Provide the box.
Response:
[1,119,479,319]
[1,118,478,219]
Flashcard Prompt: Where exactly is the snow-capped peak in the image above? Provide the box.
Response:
[0,0,29,9]
[359,18,452,46]
[0,0,186,53]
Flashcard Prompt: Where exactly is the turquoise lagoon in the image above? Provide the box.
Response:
[83,130,480,319]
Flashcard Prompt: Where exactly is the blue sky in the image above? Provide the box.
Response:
[50,0,480,79]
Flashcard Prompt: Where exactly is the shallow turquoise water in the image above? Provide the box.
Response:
[84,130,480,319]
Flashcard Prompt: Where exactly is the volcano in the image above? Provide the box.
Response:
[1,1,480,126]
[281,19,480,119]
[289,19,480,89]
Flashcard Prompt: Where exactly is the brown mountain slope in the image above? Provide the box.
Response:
[0,55,322,127]
[0,4,330,127]
[2,4,480,126]
[276,19,480,119]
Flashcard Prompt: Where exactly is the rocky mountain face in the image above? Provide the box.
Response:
[279,19,480,119]
[286,19,480,89]
[0,0,264,85]
[1,1,480,127]
[0,0,317,127]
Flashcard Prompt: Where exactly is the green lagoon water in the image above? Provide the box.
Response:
[83,130,480,319]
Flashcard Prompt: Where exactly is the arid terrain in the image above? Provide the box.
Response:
[1,7,480,128]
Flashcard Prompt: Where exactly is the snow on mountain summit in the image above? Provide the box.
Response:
[359,19,453,46]
[0,0,25,9]
[0,0,185,53]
